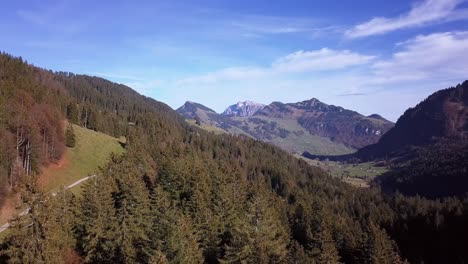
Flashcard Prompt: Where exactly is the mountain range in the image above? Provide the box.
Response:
[177,98,394,155]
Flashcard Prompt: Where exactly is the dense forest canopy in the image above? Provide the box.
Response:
[1,53,468,263]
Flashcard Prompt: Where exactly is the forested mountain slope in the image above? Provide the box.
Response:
[376,139,468,198]
[0,53,68,206]
[304,82,468,199]
[359,82,468,198]
[359,81,468,159]
[1,53,468,264]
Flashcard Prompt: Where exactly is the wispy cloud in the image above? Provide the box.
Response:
[272,49,375,73]
[346,0,468,38]
[337,92,367,97]
[228,15,316,35]
[164,31,468,121]
[372,31,468,82]
[16,1,90,34]
[176,48,375,85]
[176,67,268,85]
[227,15,343,39]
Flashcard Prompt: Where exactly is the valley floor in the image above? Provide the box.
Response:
[301,156,389,188]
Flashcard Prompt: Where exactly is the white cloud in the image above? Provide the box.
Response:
[163,31,468,121]
[346,0,468,38]
[16,1,91,34]
[272,49,375,73]
[230,22,307,34]
[228,15,321,36]
[175,67,268,85]
[372,31,468,82]
[175,48,375,85]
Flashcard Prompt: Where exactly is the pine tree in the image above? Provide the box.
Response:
[46,187,79,263]
[149,251,169,264]
[207,172,240,261]
[221,185,289,264]
[360,223,404,264]
[65,124,76,148]
[148,186,173,256]
[66,103,79,124]
[111,158,152,263]
[287,241,314,264]
[316,226,341,264]
[308,199,341,264]
[2,176,50,263]
[78,175,117,264]
[165,215,203,264]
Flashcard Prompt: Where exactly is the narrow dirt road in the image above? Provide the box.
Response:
[0,175,95,233]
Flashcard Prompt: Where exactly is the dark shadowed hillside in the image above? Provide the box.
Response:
[359,81,468,159]
[376,139,468,198]
[304,82,468,198]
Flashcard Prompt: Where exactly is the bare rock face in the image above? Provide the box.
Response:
[222,101,265,117]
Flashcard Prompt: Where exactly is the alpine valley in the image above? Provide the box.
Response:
[3,0,468,263]
[1,55,468,264]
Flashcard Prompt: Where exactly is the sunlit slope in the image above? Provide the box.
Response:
[40,124,125,193]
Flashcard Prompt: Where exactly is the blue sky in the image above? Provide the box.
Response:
[1,0,468,121]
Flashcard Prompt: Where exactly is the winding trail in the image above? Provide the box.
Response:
[0,175,95,234]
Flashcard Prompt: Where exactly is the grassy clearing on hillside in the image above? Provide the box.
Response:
[186,119,227,134]
[39,124,125,193]
[1,125,124,240]
[232,116,356,155]
[301,157,389,188]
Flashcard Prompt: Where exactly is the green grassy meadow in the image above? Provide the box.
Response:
[40,124,125,193]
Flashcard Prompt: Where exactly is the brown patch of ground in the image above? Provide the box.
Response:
[0,192,21,224]
[1,152,70,225]
[343,177,370,188]
[38,152,70,189]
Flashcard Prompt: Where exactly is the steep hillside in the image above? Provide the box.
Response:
[177,101,225,127]
[39,124,125,193]
[0,124,124,230]
[376,139,468,198]
[0,53,67,207]
[304,82,468,198]
[354,81,468,198]
[359,81,468,159]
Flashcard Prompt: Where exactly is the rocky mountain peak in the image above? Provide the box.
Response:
[222,101,265,117]
[177,101,216,114]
